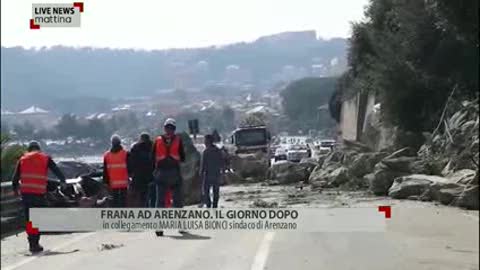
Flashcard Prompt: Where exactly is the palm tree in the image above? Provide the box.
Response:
[1,133,25,181]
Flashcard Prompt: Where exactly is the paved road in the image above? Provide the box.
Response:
[2,204,478,270]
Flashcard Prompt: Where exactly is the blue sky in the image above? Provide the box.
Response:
[1,0,368,49]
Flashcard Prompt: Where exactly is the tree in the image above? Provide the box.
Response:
[240,112,267,127]
[56,114,81,138]
[340,0,479,132]
[280,77,337,132]
[86,119,108,140]
[13,121,35,140]
[1,133,25,181]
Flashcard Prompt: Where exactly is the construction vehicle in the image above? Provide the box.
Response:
[230,125,271,155]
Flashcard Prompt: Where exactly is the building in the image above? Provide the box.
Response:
[3,106,57,129]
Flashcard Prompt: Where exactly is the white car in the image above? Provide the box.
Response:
[287,145,310,162]
[274,147,287,162]
[318,140,336,154]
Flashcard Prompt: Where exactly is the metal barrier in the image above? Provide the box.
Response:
[1,181,24,236]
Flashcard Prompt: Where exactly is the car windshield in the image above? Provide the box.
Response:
[235,129,266,146]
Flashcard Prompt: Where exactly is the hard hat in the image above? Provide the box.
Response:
[164,118,176,127]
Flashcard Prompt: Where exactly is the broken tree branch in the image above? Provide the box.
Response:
[432,85,457,137]
[444,120,454,143]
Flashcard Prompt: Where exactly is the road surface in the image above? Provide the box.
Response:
[2,185,479,270]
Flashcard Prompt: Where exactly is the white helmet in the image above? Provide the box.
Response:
[164,118,176,127]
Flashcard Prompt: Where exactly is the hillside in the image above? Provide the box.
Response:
[0,31,347,111]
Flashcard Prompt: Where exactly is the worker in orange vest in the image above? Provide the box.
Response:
[12,141,66,253]
[103,135,130,207]
[152,118,186,236]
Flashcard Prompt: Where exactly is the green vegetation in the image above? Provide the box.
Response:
[240,112,267,127]
[337,0,478,132]
[280,77,337,132]
[1,134,25,181]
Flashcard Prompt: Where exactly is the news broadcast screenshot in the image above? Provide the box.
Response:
[0,1,478,269]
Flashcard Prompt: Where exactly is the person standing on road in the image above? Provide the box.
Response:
[103,135,130,208]
[152,118,186,236]
[200,134,225,208]
[12,141,67,253]
[306,144,312,158]
[128,132,154,207]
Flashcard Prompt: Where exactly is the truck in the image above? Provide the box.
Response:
[230,125,271,155]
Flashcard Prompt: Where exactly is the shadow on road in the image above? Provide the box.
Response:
[168,232,211,240]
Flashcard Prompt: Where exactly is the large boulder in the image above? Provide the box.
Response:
[299,158,318,176]
[432,183,466,205]
[446,169,477,185]
[321,151,345,169]
[309,163,338,183]
[230,152,269,180]
[455,185,479,210]
[368,162,408,195]
[348,152,388,177]
[388,174,451,199]
[267,161,310,184]
[367,155,430,196]
[328,167,350,187]
[308,166,351,188]
[381,157,428,174]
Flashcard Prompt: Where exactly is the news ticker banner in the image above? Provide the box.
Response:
[30,207,391,232]
[31,2,84,29]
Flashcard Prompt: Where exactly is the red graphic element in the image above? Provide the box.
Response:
[26,221,39,235]
[73,2,84,12]
[378,206,391,219]
[30,19,40,30]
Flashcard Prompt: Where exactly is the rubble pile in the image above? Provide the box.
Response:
[267,161,312,184]
[418,99,479,174]
[305,99,479,210]
[309,142,388,190]
[230,152,269,181]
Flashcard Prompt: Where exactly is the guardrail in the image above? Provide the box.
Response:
[1,181,24,236]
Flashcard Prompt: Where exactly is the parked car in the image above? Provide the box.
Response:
[274,147,287,162]
[287,144,310,162]
[318,140,336,154]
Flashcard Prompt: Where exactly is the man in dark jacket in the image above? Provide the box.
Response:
[128,132,154,207]
[12,141,67,253]
[201,135,225,208]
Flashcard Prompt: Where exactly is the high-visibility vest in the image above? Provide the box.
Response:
[104,149,129,189]
[19,151,49,195]
[154,135,181,164]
